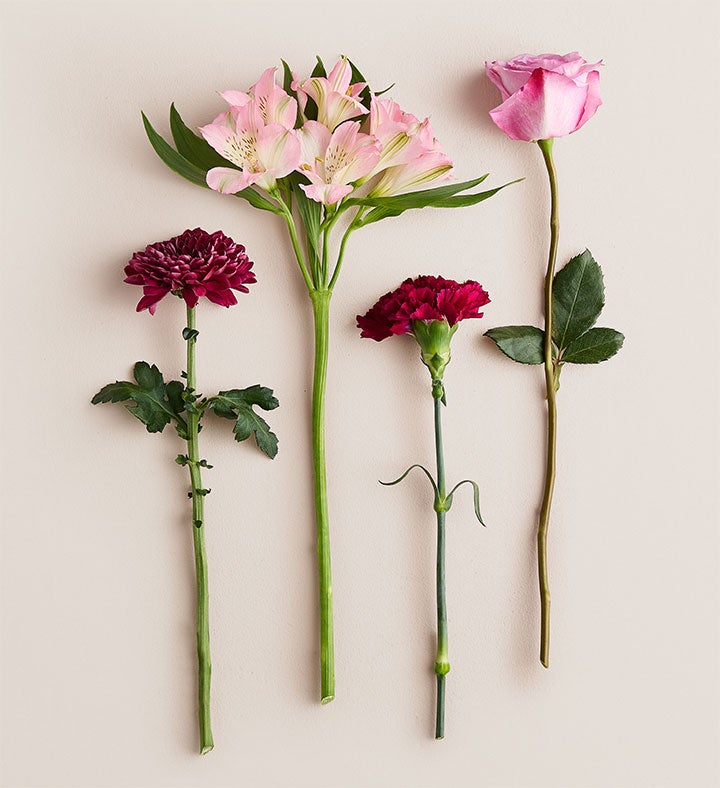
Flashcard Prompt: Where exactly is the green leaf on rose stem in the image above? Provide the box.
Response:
[91,362,188,434]
[207,385,280,459]
[485,326,546,365]
[142,113,209,188]
[561,327,625,364]
[552,249,605,350]
[169,103,236,171]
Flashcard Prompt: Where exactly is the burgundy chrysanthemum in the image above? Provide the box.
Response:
[124,228,255,314]
[357,275,491,341]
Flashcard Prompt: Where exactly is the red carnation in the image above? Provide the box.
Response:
[357,275,491,341]
[124,228,255,314]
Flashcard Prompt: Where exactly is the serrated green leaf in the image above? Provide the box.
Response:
[165,380,186,415]
[207,385,279,458]
[552,250,605,350]
[562,327,624,364]
[142,113,209,188]
[169,103,235,171]
[485,326,545,364]
[92,362,188,434]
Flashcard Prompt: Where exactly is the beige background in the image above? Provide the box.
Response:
[1,1,718,786]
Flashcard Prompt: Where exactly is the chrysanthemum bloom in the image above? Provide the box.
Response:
[124,228,255,313]
[358,275,490,384]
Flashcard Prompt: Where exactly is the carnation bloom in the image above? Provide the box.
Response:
[485,52,602,141]
[124,228,255,313]
[357,275,490,341]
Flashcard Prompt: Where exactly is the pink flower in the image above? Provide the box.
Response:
[357,275,490,341]
[200,102,301,193]
[486,52,602,141]
[296,57,368,130]
[219,67,298,130]
[297,120,380,205]
[124,228,255,314]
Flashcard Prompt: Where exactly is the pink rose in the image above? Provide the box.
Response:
[486,52,602,141]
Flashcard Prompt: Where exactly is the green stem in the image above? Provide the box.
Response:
[433,388,449,739]
[327,208,364,292]
[275,193,315,290]
[185,306,213,754]
[310,289,334,703]
[537,138,559,670]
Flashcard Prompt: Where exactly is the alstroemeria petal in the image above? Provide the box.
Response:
[206,166,253,194]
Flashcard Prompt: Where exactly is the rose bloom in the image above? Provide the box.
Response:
[357,275,490,342]
[486,52,602,141]
[124,228,255,313]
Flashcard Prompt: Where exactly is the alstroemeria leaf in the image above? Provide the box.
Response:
[92,362,188,435]
[290,173,323,257]
[373,83,395,97]
[281,59,304,128]
[169,104,234,171]
[485,326,545,364]
[552,249,605,350]
[355,205,404,228]
[142,113,209,188]
[422,181,522,209]
[345,56,372,110]
[562,327,624,363]
[349,175,490,210]
[207,385,279,459]
[311,55,327,78]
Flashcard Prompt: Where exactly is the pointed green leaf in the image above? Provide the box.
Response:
[142,113,209,188]
[345,56,372,110]
[349,175,490,211]
[552,250,605,350]
[422,182,521,209]
[169,103,234,171]
[92,362,187,434]
[311,55,327,78]
[562,327,624,364]
[379,463,439,501]
[445,479,486,526]
[373,83,395,97]
[356,205,404,227]
[281,59,304,128]
[207,386,279,458]
[485,326,545,364]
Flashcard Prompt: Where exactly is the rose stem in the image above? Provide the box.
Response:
[310,288,335,704]
[185,305,213,753]
[536,138,559,669]
[433,384,450,739]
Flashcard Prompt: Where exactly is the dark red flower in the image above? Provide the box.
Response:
[124,228,255,313]
[357,275,490,341]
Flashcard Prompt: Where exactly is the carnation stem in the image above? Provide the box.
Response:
[536,138,559,669]
[310,289,335,703]
[433,387,449,739]
[185,305,214,753]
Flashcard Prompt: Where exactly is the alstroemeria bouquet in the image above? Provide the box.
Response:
[143,55,516,703]
[358,275,490,739]
[483,53,624,668]
[92,228,280,754]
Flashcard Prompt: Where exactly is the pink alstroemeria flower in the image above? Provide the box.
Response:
[297,120,380,205]
[219,67,298,130]
[486,52,602,141]
[296,58,368,131]
[200,102,301,194]
[361,97,427,180]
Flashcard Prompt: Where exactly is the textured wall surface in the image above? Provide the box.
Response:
[1,1,718,786]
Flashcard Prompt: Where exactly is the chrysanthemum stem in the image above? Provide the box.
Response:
[310,289,335,703]
[537,138,559,669]
[433,388,449,739]
[185,305,213,753]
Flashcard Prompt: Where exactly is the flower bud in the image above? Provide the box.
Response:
[412,319,458,381]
